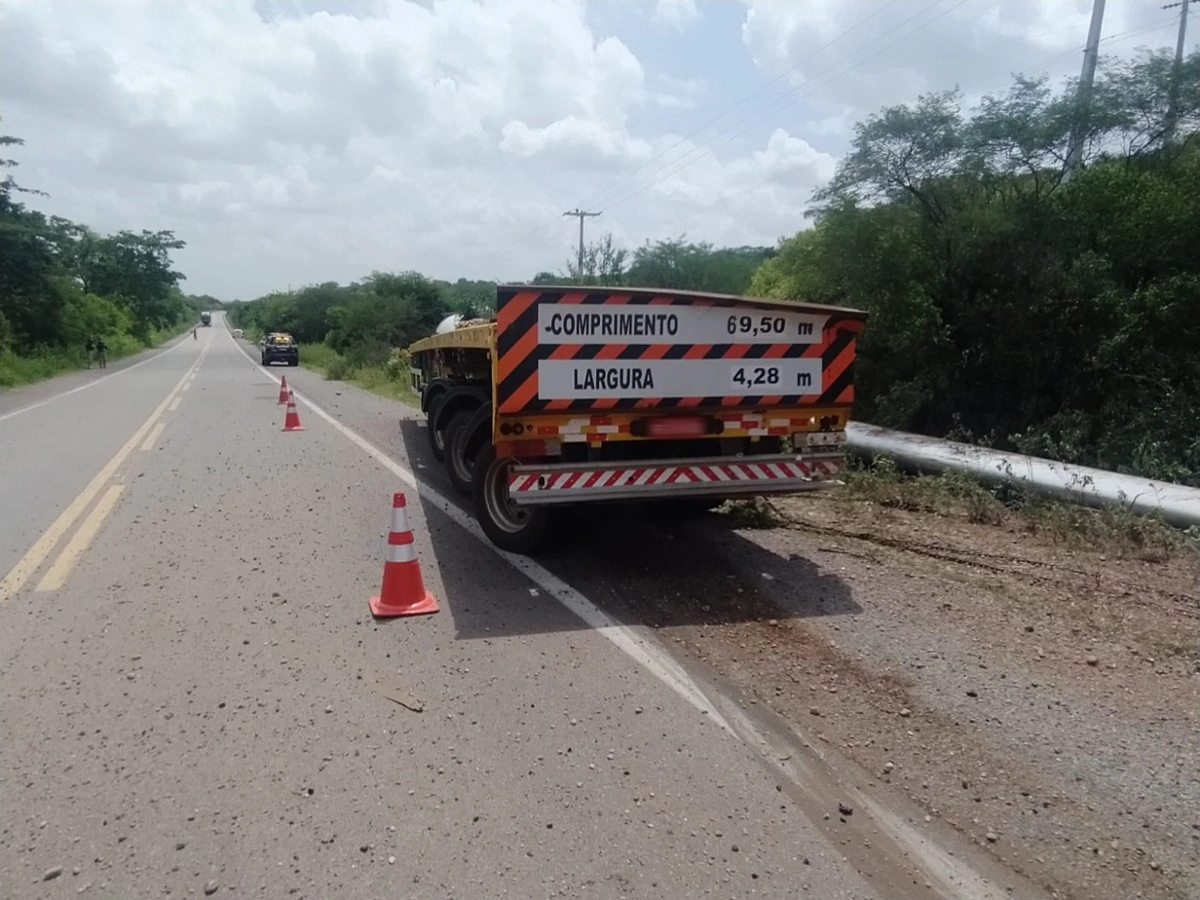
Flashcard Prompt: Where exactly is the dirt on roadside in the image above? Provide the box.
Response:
[631,492,1199,900]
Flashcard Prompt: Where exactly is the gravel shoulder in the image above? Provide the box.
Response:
[649,492,1199,900]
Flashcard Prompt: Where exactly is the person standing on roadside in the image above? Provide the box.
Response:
[85,335,96,369]
[95,336,108,369]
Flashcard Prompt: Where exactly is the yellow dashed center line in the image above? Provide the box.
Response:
[0,343,207,603]
[35,486,125,592]
[140,422,166,452]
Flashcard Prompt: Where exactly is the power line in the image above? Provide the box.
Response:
[535,4,1175,267]
[532,1,912,255]
[576,0,960,216]
[593,0,973,215]
[959,15,1180,113]
[564,0,906,217]
[534,1,957,258]
[598,11,1177,218]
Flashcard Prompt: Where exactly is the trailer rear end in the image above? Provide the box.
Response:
[408,285,866,553]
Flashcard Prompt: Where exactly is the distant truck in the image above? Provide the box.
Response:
[200,311,212,326]
[407,284,867,554]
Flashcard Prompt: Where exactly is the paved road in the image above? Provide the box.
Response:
[1,315,1031,899]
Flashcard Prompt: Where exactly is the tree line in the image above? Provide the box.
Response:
[228,237,774,360]
[752,48,1200,485]
[0,124,203,385]
[236,47,1200,485]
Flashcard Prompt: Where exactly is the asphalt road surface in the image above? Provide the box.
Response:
[1,315,1041,899]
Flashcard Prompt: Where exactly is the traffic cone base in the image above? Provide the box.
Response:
[370,588,439,618]
[282,389,304,431]
[370,492,440,618]
[277,375,289,405]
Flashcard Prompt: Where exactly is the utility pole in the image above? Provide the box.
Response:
[562,208,601,277]
[1163,0,1196,142]
[1065,0,1108,180]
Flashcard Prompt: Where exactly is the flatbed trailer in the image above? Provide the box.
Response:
[407,285,867,553]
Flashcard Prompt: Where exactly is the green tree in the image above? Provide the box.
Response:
[564,232,628,285]
[757,49,1200,483]
[625,237,773,294]
[324,272,448,356]
[438,278,497,317]
[0,124,192,375]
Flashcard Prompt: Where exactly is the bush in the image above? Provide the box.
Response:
[324,355,353,381]
[345,338,392,369]
[384,348,411,381]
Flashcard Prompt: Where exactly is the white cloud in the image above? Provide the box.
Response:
[750,128,837,186]
[0,0,1189,298]
[653,0,701,30]
[739,0,1185,118]
[500,116,654,166]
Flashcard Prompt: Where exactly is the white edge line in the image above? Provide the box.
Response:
[0,333,193,423]
[226,329,731,731]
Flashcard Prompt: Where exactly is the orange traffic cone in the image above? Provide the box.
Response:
[282,389,304,431]
[277,375,289,405]
[369,492,439,618]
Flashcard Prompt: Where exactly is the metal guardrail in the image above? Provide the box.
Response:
[845,422,1200,530]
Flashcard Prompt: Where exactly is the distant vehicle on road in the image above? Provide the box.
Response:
[408,284,866,553]
[261,333,299,367]
[232,328,244,338]
[200,311,212,326]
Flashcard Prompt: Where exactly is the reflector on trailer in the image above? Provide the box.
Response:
[643,417,711,438]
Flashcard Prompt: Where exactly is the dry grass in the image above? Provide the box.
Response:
[839,456,1199,559]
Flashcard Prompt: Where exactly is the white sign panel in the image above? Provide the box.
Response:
[537,304,827,346]
[538,358,823,400]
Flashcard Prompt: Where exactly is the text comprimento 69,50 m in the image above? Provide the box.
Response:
[537,304,827,346]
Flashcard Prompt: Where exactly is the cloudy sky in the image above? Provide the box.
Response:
[1,0,1193,300]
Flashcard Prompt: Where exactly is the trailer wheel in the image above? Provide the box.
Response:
[443,409,477,497]
[472,444,555,555]
[426,392,447,462]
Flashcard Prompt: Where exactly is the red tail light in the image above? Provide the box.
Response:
[643,416,712,438]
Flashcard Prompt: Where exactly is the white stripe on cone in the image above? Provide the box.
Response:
[387,543,417,564]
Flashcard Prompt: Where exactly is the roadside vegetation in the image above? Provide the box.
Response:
[841,457,1197,556]
[296,340,418,406]
[755,50,1200,486]
[721,453,1199,563]
[232,49,1199,489]
[0,123,206,388]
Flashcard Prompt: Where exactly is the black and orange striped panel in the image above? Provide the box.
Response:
[495,287,865,416]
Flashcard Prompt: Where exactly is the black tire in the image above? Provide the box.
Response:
[442,409,477,497]
[289,359,298,367]
[426,393,447,463]
[472,443,556,554]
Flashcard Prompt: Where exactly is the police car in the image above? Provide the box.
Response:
[260,333,299,367]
